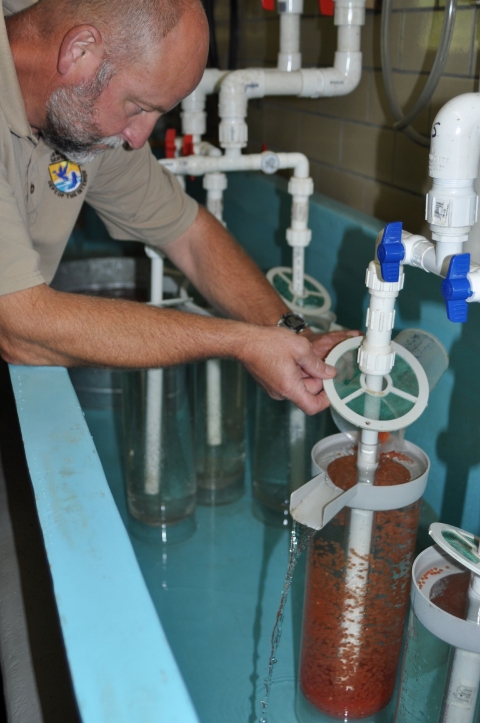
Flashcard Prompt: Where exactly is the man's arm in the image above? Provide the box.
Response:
[0,282,337,414]
[164,206,290,325]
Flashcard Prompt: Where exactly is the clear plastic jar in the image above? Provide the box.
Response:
[122,365,196,530]
[253,387,327,523]
[395,545,480,723]
[194,359,246,505]
[297,436,428,721]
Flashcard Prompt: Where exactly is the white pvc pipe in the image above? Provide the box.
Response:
[160,150,309,178]
[292,246,305,296]
[206,358,222,446]
[144,248,164,496]
[278,13,302,72]
[217,0,365,153]
[340,427,379,670]
[181,69,230,139]
[161,152,313,297]
[289,403,307,496]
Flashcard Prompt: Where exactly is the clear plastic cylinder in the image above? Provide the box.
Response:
[297,436,428,721]
[253,387,327,524]
[395,546,480,723]
[121,365,196,531]
[194,359,246,505]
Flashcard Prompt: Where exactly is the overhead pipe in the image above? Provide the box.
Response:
[180,69,230,144]
[218,0,365,154]
[160,151,313,294]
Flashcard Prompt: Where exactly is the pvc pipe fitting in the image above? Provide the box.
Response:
[181,69,230,139]
[203,172,228,192]
[288,175,314,193]
[300,51,362,98]
[426,179,478,231]
[429,93,480,182]
[334,0,366,27]
[286,227,312,247]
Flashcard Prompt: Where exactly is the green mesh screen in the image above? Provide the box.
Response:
[332,348,419,422]
[271,271,326,309]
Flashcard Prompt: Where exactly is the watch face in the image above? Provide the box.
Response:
[282,313,306,332]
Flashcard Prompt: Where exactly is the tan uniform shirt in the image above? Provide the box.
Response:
[0,0,198,296]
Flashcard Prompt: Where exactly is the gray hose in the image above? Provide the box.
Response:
[381,0,458,147]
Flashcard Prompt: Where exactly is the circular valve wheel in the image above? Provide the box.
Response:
[323,336,429,432]
[267,266,332,323]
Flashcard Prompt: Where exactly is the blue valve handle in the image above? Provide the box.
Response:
[377,221,405,283]
[441,253,472,323]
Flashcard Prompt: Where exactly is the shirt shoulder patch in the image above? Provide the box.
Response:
[48,154,87,198]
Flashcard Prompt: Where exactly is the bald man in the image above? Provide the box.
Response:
[0,0,356,414]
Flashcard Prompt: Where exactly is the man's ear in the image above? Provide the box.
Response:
[57,25,104,78]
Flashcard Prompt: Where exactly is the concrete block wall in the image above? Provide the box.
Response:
[212,0,479,234]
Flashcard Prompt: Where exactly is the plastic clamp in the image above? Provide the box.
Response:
[441,253,472,323]
[319,0,334,15]
[165,128,177,159]
[377,221,405,283]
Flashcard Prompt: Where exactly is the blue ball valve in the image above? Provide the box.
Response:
[377,221,405,283]
[441,253,472,323]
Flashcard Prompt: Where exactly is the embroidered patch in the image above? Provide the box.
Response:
[48,155,87,198]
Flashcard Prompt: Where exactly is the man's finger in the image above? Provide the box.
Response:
[290,388,330,415]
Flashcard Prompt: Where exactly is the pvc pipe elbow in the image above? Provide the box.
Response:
[429,93,480,181]
[300,52,362,98]
[218,70,265,150]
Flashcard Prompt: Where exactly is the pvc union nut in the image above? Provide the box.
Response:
[334,0,365,26]
[218,119,248,149]
[286,227,312,247]
[288,176,314,196]
[357,348,396,375]
[426,191,478,228]
[203,172,228,191]
[365,262,405,292]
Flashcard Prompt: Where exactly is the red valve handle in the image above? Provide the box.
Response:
[261,0,275,11]
[165,128,177,159]
[182,134,194,157]
[319,0,334,15]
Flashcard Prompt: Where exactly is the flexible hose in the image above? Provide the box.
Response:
[381,0,458,147]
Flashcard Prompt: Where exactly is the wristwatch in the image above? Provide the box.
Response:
[277,312,308,334]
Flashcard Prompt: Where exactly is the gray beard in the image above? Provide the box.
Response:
[42,69,124,164]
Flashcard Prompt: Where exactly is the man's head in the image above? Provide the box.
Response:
[8,0,209,162]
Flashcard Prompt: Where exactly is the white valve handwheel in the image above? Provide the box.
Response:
[323,336,429,432]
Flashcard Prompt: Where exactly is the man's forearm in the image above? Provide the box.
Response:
[164,206,290,326]
[0,283,338,415]
[0,284,263,367]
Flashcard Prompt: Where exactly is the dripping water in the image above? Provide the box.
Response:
[259,521,316,723]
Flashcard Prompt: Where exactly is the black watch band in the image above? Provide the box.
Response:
[277,312,308,334]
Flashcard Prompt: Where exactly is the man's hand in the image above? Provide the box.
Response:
[303,328,362,361]
[236,326,337,415]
